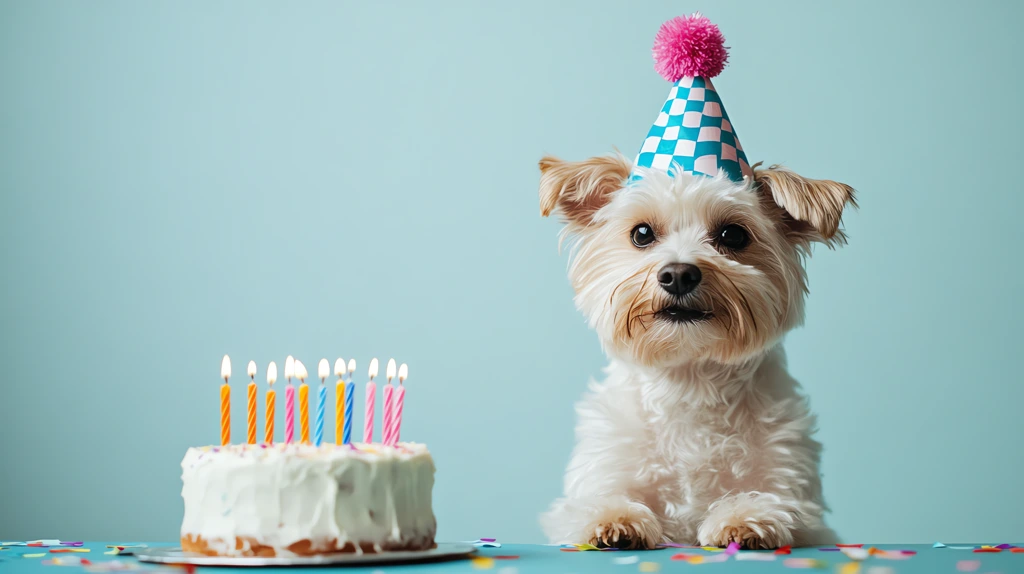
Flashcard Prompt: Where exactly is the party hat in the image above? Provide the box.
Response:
[633,13,752,182]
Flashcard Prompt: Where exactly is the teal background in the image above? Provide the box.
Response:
[1,0,1022,544]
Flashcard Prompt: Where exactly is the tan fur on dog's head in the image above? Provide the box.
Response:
[540,154,854,367]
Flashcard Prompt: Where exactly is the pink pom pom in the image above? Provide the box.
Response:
[652,13,729,82]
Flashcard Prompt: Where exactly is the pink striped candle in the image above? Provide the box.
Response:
[364,358,379,443]
[382,382,394,445]
[393,363,408,445]
[284,384,295,443]
[364,380,376,443]
[391,385,405,446]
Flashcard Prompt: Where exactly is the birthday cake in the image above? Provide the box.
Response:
[180,442,436,556]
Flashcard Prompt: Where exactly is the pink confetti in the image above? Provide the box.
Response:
[956,560,981,572]
[725,542,740,555]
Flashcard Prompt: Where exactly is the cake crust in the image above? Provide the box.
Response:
[181,533,437,557]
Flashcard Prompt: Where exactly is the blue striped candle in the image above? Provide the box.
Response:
[314,383,326,447]
[343,380,354,444]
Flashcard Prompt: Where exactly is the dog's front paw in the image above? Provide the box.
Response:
[697,492,797,549]
[586,502,662,550]
[591,518,656,549]
[542,496,662,549]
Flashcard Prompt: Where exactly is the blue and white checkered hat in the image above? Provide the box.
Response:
[633,14,752,183]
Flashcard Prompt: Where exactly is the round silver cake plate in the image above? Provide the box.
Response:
[136,543,476,567]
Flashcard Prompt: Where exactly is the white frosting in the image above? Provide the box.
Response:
[180,443,436,556]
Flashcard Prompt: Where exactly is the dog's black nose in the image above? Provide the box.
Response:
[658,263,702,296]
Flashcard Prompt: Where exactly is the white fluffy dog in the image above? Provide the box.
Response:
[538,154,855,549]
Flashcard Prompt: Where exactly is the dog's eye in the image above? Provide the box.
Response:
[716,224,750,250]
[631,224,656,248]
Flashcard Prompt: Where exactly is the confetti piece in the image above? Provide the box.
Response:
[973,548,1001,553]
[479,538,496,542]
[573,543,602,551]
[840,547,869,561]
[493,556,519,560]
[776,545,793,555]
[899,550,916,555]
[735,552,777,561]
[670,553,693,561]
[838,563,861,574]
[701,546,724,552]
[50,549,90,553]
[782,557,827,569]
[686,556,703,565]
[614,555,640,565]
[725,542,740,555]
[466,539,502,548]
[560,548,578,552]
[819,548,841,551]
[996,543,1013,549]
[59,542,84,547]
[701,554,730,564]
[956,560,981,572]
[471,556,495,570]
[638,561,660,573]
[1012,548,1024,553]
[24,553,46,558]
[934,542,947,548]
[837,544,864,548]
[948,546,976,550]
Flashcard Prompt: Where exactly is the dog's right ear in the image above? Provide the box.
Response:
[539,154,630,227]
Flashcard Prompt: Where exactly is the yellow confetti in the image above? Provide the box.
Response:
[702,546,724,552]
[471,556,495,570]
[838,563,861,574]
[687,556,704,564]
[24,553,46,558]
[573,543,601,551]
[638,562,660,573]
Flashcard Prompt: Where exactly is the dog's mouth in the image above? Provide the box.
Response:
[655,305,713,324]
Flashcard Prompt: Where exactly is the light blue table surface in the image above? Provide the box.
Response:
[1,542,1021,573]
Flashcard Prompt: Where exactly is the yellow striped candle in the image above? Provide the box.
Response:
[246,361,257,445]
[219,355,231,446]
[295,360,310,444]
[334,359,345,444]
[265,361,277,444]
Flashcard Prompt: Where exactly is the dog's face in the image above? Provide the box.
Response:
[539,155,854,367]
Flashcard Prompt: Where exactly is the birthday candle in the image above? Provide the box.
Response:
[284,355,295,444]
[296,360,310,444]
[315,359,328,447]
[383,359,396,446]
[364,358,378,443]
[265,361,277,444]
[334,359,345,445]
[393,363,408,444]
[344,358,355,444]
[220,355,231,446]
[246,361,258,445]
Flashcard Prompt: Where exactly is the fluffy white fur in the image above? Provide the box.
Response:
[538,157,854,549]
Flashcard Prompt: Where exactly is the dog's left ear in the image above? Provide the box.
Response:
[754,165,857,246]
[539,154,631,228]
